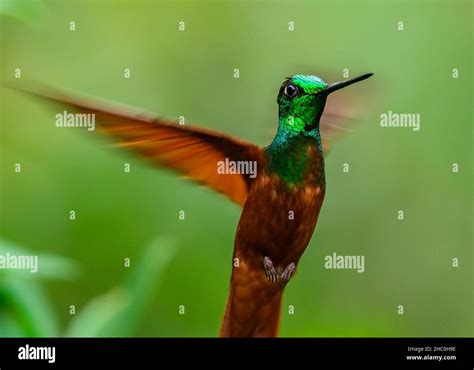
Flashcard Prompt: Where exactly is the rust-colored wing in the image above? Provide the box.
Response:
[12,83,264,206]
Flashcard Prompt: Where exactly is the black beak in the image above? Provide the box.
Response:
[324,73,373,95]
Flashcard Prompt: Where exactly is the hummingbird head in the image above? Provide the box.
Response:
[277,73,373,135]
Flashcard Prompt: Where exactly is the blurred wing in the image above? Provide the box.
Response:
[12,83,263,207]
[319,112,356,154]
[320,91,365,155]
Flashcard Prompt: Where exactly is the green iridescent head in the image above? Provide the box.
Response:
[267,73,373,184]
[276,73,373,136]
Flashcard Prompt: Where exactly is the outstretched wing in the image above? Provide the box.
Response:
[12,83,264,207]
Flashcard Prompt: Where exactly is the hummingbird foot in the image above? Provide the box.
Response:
[263,257,296,286]
[263,256,278,284]
[279,262,296,287]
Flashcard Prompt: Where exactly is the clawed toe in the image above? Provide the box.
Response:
[280,262,296,285]
[263,257,296,285]
[263,256,278,283]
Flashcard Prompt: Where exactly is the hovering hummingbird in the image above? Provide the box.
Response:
[12,72,373,337]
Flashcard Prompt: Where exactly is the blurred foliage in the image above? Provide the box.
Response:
[0,0,472,337]
[0,0,46,26]
[0,238,177,337]
[65,237,176,337]
[0,238,79,336]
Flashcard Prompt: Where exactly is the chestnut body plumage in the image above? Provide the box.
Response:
[221,143,326,336]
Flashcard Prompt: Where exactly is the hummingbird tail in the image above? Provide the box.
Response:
[220,276,283,337]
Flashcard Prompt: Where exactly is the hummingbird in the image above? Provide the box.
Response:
[11,72,373,337]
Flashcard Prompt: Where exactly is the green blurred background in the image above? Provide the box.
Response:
[0,0,472,337]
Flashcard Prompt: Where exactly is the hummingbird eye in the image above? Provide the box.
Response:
[284,84,299,98]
